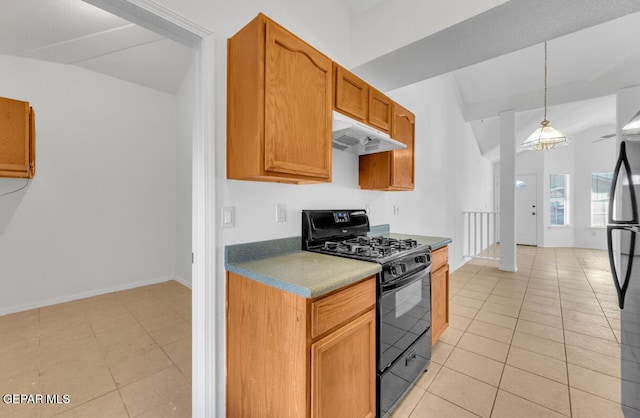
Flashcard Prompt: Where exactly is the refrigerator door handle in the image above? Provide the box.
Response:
[606,225,635,309]
[609,141,638,224]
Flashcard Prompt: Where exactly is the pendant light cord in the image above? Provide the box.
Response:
[543,41,548,123]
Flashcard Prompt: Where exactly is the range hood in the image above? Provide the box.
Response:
[331,111,406,155]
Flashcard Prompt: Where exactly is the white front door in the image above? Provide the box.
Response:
[516,174,537,246]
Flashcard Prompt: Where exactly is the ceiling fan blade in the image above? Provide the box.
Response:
[593,133,616,143]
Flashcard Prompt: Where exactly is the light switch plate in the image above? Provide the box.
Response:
[222,206,235,228]
[276,204,287,223]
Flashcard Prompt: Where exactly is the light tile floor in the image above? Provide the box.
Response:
[393,246,640,418]
[0,280,191,418]
[4,249,639,418]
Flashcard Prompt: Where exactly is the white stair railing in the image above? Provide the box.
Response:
[463,212,500,260]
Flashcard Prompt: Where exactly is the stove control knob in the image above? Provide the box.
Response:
[391,263,407,276]
[415,255,428,264]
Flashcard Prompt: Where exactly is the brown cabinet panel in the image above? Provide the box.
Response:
[431,245,448,273]
[226,272,308,417]
[334,64,368,121]
[264,20,332,179]
[431,246,449,344]
[0,97,35,178]
[311,276,375,338]
[227,14,332,184]
[227,272,376,417]
[390,103,415,189]
[311,309,376,418]
[368,88,392,133]
[359,103,415,191]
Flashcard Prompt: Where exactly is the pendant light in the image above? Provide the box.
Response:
[521,42,570,151]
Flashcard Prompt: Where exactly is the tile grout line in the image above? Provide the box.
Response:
[555,248,573,418]
[87,293,134,418]
[487,250,534,418]
[451,259,506,417]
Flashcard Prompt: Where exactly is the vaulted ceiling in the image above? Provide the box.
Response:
[2,0,640,161]
[0,0,192,94]
[453,11,640,161]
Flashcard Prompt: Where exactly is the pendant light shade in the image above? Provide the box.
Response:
[522,42,570,151]
[622,110,640,135]
[521,120,570,150]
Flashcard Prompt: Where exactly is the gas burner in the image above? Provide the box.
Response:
[376,245,395,257]
[356,236,373,245]
[315,235,424,261]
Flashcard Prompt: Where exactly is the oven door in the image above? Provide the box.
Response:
[378,264,431,372]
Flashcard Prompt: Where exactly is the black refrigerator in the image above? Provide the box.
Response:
[607,140,640,416]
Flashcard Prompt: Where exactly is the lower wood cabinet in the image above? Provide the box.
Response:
[311,310,375,418]
[431,245,450,344]
[226,272,376,418]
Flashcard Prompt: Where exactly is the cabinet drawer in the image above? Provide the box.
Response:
[431,246,448,272]
[311,276,376,339]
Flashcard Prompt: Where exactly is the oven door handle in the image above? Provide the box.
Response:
[381,265,431,292]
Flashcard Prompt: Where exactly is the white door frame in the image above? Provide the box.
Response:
[82,1,216,416]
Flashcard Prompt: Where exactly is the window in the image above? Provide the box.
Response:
[550,174,569,226]
[591,172,613,227]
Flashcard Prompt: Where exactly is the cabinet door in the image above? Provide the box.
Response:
[311,309,376,418]
[334,64,368,121]
[264,20,332,179]
[431,265,449,344]
[368,88,392,133]
[0,97,32,178]
[390,103,415,189]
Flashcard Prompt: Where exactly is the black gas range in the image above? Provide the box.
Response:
[302,209,432,418]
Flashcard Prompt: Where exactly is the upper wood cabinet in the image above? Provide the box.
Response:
[359,102,415,191]
[0,97,35,179]
[227,13,333,184]
[368,87,392,134]
[390,102,415,189]
[334,64,368,121]
[333,64,392,134]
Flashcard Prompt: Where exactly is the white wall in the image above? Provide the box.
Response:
[175,60,194,287]
[216,69,493,270]
[503,123,616,250]
[0,55,179,314]
[148,0,353,65]
[573,126,616,249]
[386,74,494,269]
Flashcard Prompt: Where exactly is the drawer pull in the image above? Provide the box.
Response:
[405,350,417,366]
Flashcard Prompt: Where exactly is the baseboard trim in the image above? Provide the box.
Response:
[174,275,192,289]
[0,275,175,317]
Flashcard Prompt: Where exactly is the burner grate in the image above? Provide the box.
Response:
[315,235,421,261]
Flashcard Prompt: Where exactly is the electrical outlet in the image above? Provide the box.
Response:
[276,204,287,223]
[222,207,235,228]
[365,204,371,215]
[393,204,400,215]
